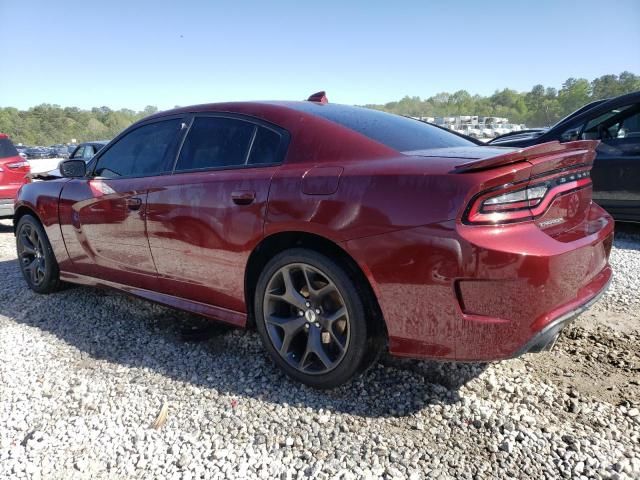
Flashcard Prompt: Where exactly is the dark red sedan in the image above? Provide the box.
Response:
[13,95,613,388]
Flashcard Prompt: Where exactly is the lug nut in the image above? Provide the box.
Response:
[298,310,304,316]
[315,322,320,328]
[305,302,311,307]
[304,324,309,330]
[315,309,320,314]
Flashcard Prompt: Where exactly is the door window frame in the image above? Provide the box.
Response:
[170,112,290,175]
[87,114,188,179]
[70,146,85,159]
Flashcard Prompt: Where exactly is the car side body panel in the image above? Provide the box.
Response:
[146,166,280,314]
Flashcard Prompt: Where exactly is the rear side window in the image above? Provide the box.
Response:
[248,127,282,165]
[94,119,181,178]
[175,117,254,171]
[175,117,285,171]
[285,103,475,152]
[0,138,18,159]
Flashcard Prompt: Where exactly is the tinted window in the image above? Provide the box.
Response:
[82,146,94,160]
[94,120,181,178]
[285,103,474,151]
[620,111,640,139]
[248,127,281,165]
[71,146,84,159]
[175,117,254,171]
[0,138,18,159]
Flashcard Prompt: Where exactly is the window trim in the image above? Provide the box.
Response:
[71,146,85,160]
[88,114,187,179]
[170,112,290,175]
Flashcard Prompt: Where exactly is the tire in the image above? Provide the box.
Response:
[254,248,379,389]
[15,214,62,294]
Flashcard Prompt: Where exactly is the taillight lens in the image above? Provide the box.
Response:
[7,161,30,170]
[465,170,591,224]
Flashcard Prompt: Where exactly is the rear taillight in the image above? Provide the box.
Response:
[7,160,30,171]
[465,170,591,224]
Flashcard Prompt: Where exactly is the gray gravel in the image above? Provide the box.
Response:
[0,219,638,479]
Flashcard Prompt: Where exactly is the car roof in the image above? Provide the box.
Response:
[146,100,327,121]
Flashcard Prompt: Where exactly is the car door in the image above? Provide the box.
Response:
[58,117,186,288]
[145,114,289,314]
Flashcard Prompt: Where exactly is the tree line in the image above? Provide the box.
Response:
[365,71,639,127]
[0,105,160,146]
[1,72,638,146]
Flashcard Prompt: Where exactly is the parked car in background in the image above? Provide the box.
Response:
[68,141,108,162]
[13,96,613,388]
[24,147,56,160]
[489,91,640,222]
[31,140,109,180]
[32,141,110,179]
[15,145,29,160]
[50,144,70,159]
[0,134,30,218]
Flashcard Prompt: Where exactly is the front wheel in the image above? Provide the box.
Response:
[254,248,378,389]
[16,214,62,294]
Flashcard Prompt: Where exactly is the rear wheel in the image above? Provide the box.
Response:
[16,214,61,294]
[255,248,378,388]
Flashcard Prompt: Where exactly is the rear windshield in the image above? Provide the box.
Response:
[285,103,474,151]
[0,138,18,159]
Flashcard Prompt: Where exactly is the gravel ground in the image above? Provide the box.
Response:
[0,219,638,480]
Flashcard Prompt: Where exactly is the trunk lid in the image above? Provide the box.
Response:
[445,141,600,233]
[450,140,597,173]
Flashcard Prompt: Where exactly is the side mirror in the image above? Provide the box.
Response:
[59,159,86,178]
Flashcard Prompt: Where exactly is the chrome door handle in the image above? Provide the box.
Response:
[126,197,142,211]
[231,191,255,205]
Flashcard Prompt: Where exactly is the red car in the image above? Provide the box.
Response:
[0,134,30,218]
[13,95,613,388]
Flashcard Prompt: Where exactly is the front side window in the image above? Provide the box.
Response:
[71,146,85,159]
[94,119,181,178]
[82,146,95,160]
[579,104,637,141]
[174,117,255,172]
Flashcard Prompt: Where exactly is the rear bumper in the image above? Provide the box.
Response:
[513,269,610,356]
[0,199,14,218]
[345,202,614,362]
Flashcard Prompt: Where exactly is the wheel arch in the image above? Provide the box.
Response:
[244,230,387,341]
[13,204,41,233]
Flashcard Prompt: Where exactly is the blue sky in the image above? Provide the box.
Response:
[1,0,639,110]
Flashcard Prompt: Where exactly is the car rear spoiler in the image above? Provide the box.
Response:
[453,140,599,173]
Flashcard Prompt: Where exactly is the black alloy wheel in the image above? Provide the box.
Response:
[16,214,61,293]
[255,249,378,389]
